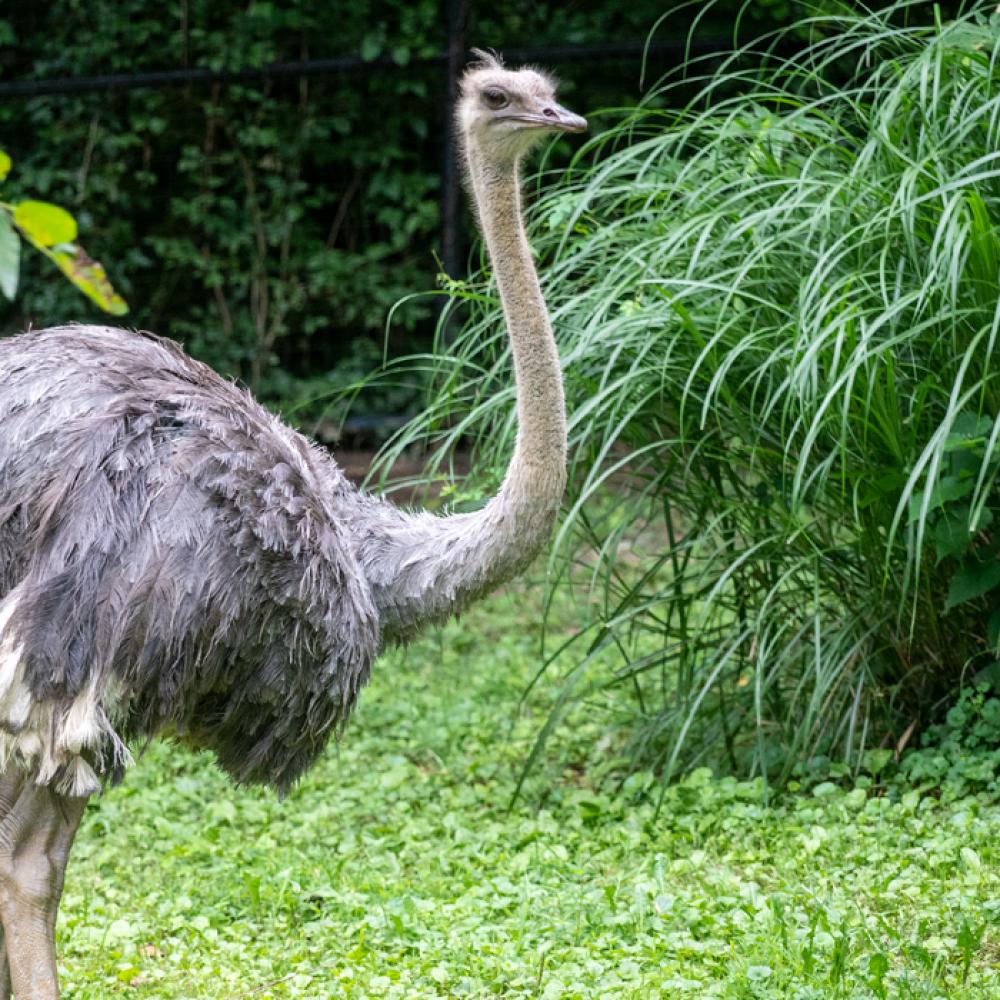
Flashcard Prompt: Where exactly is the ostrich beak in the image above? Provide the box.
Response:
[539,103,588,133]
[501,104,588,133]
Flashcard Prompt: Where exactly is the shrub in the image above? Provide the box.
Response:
[0,0,727,424]
[377,1,1000,785]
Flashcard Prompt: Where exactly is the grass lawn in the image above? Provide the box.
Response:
[59,585,999,998]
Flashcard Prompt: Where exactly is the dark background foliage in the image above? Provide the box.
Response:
[0,0,822,434]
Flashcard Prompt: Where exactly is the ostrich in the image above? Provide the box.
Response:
[0,51,584,997]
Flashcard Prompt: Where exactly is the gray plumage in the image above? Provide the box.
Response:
[0,325,379,793]
[0,61,585,816]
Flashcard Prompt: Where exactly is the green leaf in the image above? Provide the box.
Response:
[934,504,993,563]
[0,150,10,183]
[988,611,1000,653]
[0,212,19,301]
[50,245,128,315]
[857,471,908,509]
[909,475,975,522]
[944,412,993,450]
[945,558,1000,611]
[13,199,77,247]
[868,952,889,999]
[929,475,976,508]
[960,847,982,873]
[861,748,892,776]
[958,918,984,950]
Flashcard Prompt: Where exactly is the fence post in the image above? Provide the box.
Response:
[441,0,468,283]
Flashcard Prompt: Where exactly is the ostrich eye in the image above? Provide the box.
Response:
[482,88,509,110]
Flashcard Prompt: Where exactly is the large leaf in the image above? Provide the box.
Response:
[934,504,993,563]
[908,475,975,523]
[944,412,993,450]
[50,245,128,316]
[13,199,77,248]
[945,558,1000,611]
[0,213,19,301]
[0,151,10,183]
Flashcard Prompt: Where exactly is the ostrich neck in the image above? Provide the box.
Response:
[354,145,567,641]
[467,150,568,499]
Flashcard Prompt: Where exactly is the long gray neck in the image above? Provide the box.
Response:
[468,149,567,509]
[355,145,567,641]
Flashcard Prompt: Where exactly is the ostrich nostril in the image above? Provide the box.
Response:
[542,107,557,118]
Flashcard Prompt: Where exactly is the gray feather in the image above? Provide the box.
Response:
[0,325,380,792]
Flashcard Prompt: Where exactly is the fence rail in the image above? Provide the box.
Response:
[0,33,733,280]
[0,39,727,98]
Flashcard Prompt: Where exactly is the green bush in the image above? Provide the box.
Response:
[899,682,1000,801]
[378,1,1000,785]
[1,0,447,421]
[0,0,710,426]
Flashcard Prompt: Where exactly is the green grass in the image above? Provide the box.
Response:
[373,1,1000,783]
[59,584,1000,998]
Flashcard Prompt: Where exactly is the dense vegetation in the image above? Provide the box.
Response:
[61,588,1000,998]
[0,1,673,423]
[380,2,1000,784]
[4,6,997,992]
[0,0,859,428]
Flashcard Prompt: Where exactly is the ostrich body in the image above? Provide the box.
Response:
[0,52,584,997]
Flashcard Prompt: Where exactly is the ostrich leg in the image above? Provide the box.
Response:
[0,779,87,1000]
[0,769,24,1000]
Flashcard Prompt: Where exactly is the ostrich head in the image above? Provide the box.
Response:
[457,49,587,163]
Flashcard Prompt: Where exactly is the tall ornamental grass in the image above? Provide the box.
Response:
[376,2,1000,784]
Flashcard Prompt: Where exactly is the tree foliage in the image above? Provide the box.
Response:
[0,2,664,415]
[0,0,807,423]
